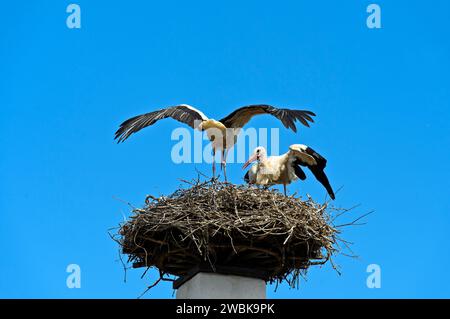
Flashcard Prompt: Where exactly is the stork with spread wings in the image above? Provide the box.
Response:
[115,104,315,181]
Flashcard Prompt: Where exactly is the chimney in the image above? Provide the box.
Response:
[175,272,266,299]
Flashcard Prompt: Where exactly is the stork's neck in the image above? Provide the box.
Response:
[258,154,268,164]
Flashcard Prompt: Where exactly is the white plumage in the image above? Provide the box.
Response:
[243,145,335,199]
[115,104,316,181]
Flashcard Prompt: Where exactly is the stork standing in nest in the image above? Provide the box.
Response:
[115,104,315,181]
[242,145,335,199]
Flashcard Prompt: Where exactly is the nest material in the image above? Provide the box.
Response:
[117,179,343,288]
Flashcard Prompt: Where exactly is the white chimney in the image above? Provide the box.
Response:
[175,272,266,299]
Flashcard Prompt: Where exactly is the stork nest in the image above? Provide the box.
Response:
[114,179,353,291]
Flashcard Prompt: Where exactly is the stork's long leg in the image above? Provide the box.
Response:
[283,184,287,196]
[212,148,216,179]
[221,149,228,182]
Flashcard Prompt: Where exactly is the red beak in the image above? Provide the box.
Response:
[242,153,258,169]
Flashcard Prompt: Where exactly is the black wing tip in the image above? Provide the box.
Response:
[289,124,298,133]
[293,164,307,180]
[114,129,134,143]
[303,110,316,117]
[329,191,336,200]
[322,178,335,200]
[114,128,127,143]
[244,171,250,183]
[286,109,316,130]
[114,136,126,143]
[297,111,316,124]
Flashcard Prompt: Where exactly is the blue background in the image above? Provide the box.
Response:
[1,0,449,298]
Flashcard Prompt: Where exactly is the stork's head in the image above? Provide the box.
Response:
[242,146,267,169]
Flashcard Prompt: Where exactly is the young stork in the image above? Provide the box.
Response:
[115,104,315,181]
[242,145,335,199]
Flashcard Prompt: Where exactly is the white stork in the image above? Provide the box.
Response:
[115,104,315,181]
[242,145,335,199]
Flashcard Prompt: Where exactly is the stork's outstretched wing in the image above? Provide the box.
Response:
[114,104,208,143]
[288,144,317,166]
[219,104,315,132]
[309,165,335,200]
[289,144,335,200]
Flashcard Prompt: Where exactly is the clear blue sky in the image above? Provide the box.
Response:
[1,0,449,298]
